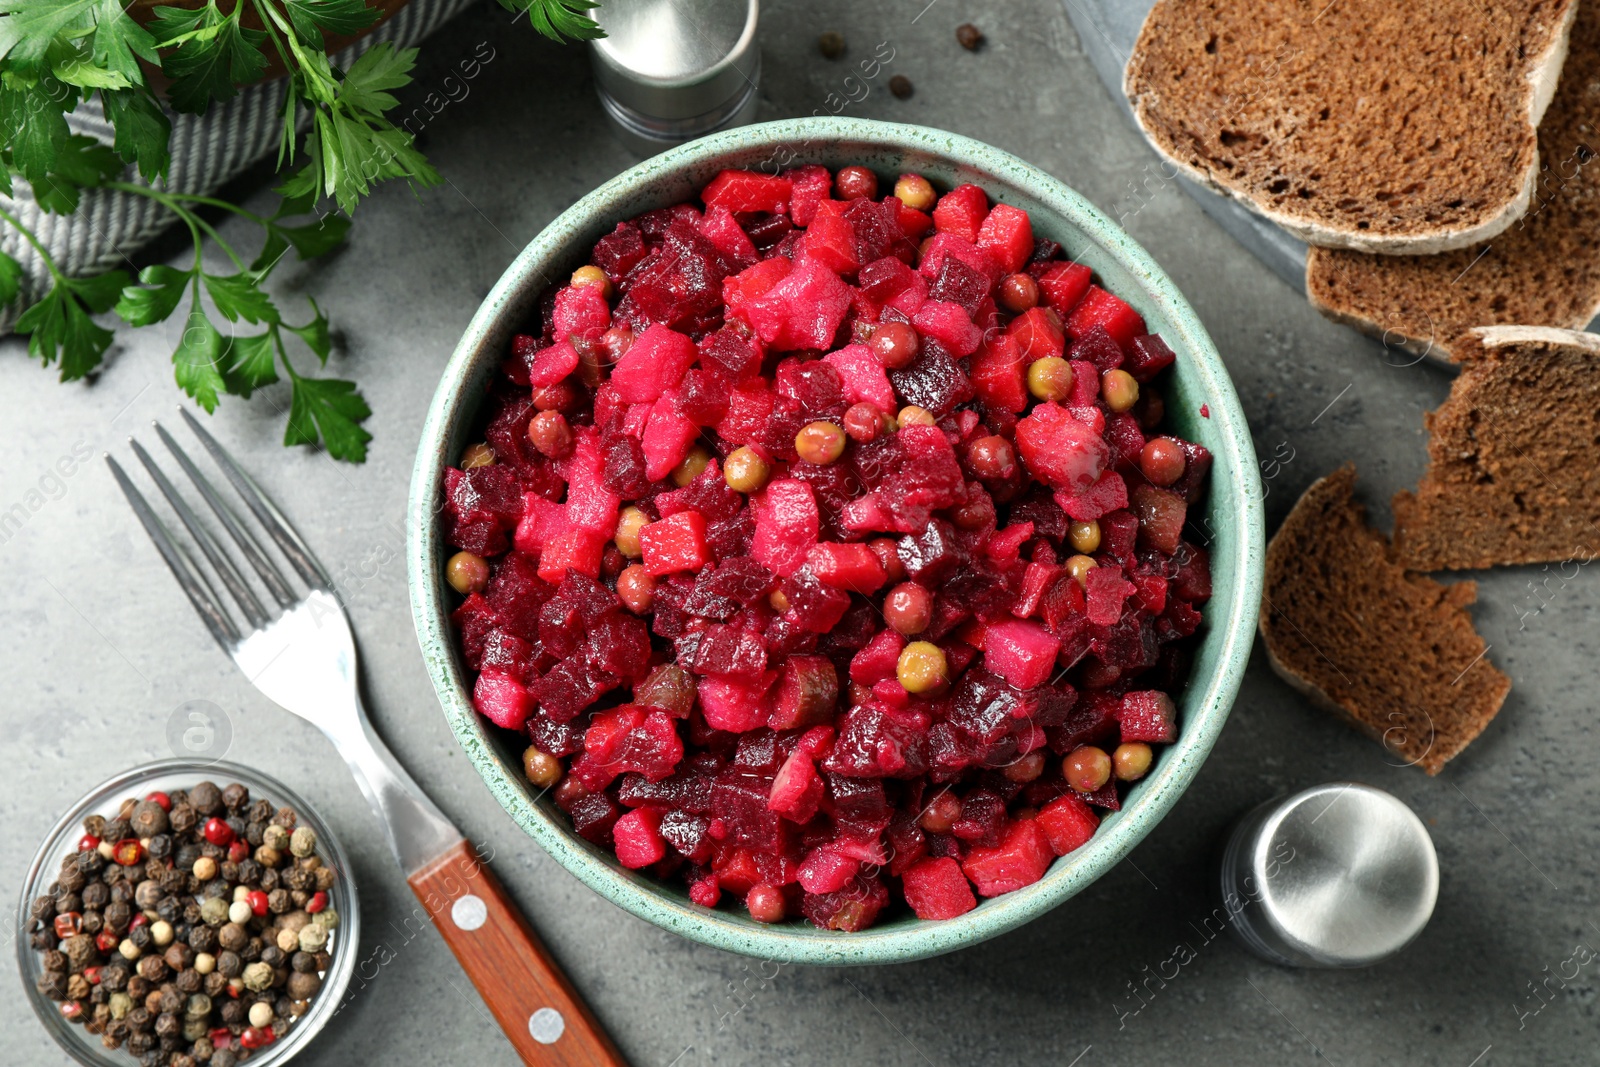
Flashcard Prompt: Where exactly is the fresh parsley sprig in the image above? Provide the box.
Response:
[0,0,604,461]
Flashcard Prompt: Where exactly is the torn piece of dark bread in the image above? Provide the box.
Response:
[1261,466,1510,774]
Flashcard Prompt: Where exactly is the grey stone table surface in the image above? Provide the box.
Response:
[3,3,1596,1065]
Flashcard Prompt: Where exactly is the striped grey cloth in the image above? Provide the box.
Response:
[0,0,479,332]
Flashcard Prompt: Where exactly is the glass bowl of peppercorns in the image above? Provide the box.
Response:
[16,760,359,1067]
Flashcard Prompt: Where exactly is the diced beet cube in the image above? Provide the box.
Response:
[741,256,853,351]
[796,199,860,275]
[1131,484,1187,556]
[690,623,768,677]
[1065,285,1146,352]
[698,670,777,732]
[711,767,786,848]
[698,325,763,381]
[1031,260,1092,316]
[697,203,759,269]
[1118,690,1178,743]
[660,811,714,862]
[927,254,991,316]
[678,368,731,427]
[611,324,696,403]
[975,203,1033,274]
[1014,561,1064,620]
[1015,402,1110,493]
[912,300,983,357]
[971,332,1028,414]
[918,232,1001,286]
[635,663,698,717]
[1170,541,1212,602]
[859,255,919,303]
[983,619,1062,690]
[781,566,852,633]
[723,256,792,316]
[552,284,611,339]
[1036,794,1099,855]
[612,808,667,869]
[531,656,618,722]
[806,542,888,593]
[849,628,906,686]
[1126,333,1176,382]
[472,669,533,730]
[782,164,832,226]
[1057,470,1129,522]
[822,703,929,778]
[1133,572,1169,614]
[897,202,933,239]
[716,382,777,447]
[798,847,861,894]
[1081,777,1121,811]
[641,510,709,575]
[1085,566,1136,627]
[776,357,846,417]
[769,655,839,730]
[986,521,1033,564]
[961,818,1053,897]
[952,790,1008,844]
[616,219,725,332]
[824,343,896,414]
[801,875,889,931]
[888,339,974,420]
[769,750,827,824]
[702,169,794,214]
[537,530,606,583]
[1066,324,1124,373]
[901,856,978,920]
[1100,509,1139,561]
[751,479,819,578]
[567,791,621,846]
[527,339,580,390]
[1009,306,1065,363]
[897,517,967,584]
[592,221,649,282]
[844,195,918,265]
[932,183,989,242]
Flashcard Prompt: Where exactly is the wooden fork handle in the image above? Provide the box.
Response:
[408,840,629,1067]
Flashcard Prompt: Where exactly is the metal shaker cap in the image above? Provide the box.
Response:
[1219,782,1438,968]
[591,0,761,152]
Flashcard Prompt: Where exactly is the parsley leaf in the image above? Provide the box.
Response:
[0,79,74,192]
[492,0,605,42]
[203,271,277,324]
[281,0,378,46]
[171,302,227,411]
[220,330,278,395]
[0,247,22,306]
[90,0,160,83]
[153,2,268,114]
[0,0,101,71]
[13,269,129,380]
[101,88,171,181]
[29,133,123,214]
[115,263,191,326]
[285,374,371,461]
[285,298,330,363]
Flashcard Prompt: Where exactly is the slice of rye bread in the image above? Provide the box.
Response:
[1392,326,1600,570]
[1307,0,1600,362]
[1124,0,1578,255]
[1261,466,1510,775]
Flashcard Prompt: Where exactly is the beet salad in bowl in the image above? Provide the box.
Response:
[408,118,1264,965]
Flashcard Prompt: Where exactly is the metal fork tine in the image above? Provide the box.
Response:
[179,408,334,591]
[155,423,298,610]
[130,437,270,630]
[106,455,241,649]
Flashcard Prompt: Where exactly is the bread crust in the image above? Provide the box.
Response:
[1392,326,1600,570]
[1261,466,1509,774]
[1126,0,1579,254]
[1305,0,1600,361]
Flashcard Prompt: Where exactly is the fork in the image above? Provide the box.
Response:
[108,409,628,1067]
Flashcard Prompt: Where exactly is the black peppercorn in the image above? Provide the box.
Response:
[159,1032,182,1052]
[174,843,203,871]
[102,962,130,991]
[204,972,226,998]
[126,1005,152,1031]
[103,818,130,842]
[31,894,56,922]
[218,924,247,953]
[84,814,107,838]
[221,784,248,811]
[134,880,163,910]
[82,882,109,910]
[111,881,135,905]
[245,822,266,848]
[259,867,279,892]
[130,924,153,952]
[220,1000,245,1026]
[62,933,97,971]
[43,948,67,972]
[148,833,173,861]
[189,782,223,815]
[955,23,983,50]
[126,977,151,1003]
[138,1047,161,1067]
[55,890,83,915]
[137,956,168,983]
[246,799,271,824]
[165,942,195,971]
[36,971,69,999]
[127,1031,154,1056]
[91,984,110,1006]
[889,74,913,99]
[215,951,241,979]
[62,863,89,890]
[188,924,217,954]
[104,900,131,933]
[157,896,184,923]
[213,1048,238,1067]
[176,968,202,994]
[260,945,286,970]
[31,929,56,951]
[236,860,260,885]
[131,800,169,837]
[158,987,184,1014]
[239,938,261,963]
[169,803,198,834]
[267,889,290,915]
[173,1054,197,1067]
[81,910,103,935]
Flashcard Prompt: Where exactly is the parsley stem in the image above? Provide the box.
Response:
[105,183,272,229]
[109,183,249,272]
[0,205,67,285]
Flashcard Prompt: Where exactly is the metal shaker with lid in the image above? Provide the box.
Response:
[590,0,761,155]
[1218,782,1439,968]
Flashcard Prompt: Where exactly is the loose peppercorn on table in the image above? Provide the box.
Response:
[5,3,1595,1066]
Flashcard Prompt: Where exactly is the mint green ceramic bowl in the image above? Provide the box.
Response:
[408,117,1264,966]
